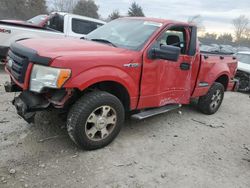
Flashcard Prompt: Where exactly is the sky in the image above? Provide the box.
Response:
[94,0,250,34]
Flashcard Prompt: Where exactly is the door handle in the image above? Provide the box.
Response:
[180,62,190,70]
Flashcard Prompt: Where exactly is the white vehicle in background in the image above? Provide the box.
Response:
[0,12,106,62]
[235,51,250,92]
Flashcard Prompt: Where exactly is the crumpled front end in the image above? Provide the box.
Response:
[4,42,73,123]
[235,70,250,92]
[12,91,50,123]
[5,79,74,123]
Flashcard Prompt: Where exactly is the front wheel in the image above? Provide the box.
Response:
[198,82,224,115]
[67,91,125,150]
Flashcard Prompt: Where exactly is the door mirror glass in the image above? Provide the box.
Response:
[148,45,181,61]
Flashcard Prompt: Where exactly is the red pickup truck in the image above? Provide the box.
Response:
[4,17,238,150]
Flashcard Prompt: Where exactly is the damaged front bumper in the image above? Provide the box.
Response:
[5,81,73,123]
[12,91,50,123]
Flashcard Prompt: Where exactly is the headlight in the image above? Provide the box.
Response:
[30,64,71,93]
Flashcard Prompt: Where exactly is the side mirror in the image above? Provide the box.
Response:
[148,45,181,62]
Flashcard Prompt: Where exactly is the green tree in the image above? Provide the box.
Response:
[50,0,78,13]
[0,0,27,19]
[232,15,249,41]
[245,28,250,39]
[0,0,47,20]
[73,0,99,19]
[26,0,47,18]
[199,33,218,45]
[128,2,145,17]
[108,10,121,21]
[236,37,250,47]
[217,33,233,45]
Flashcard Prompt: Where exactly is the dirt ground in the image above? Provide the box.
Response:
[0,69,250,188]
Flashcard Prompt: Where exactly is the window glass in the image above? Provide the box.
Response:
[154,27,188,54]
[27,15,47,26]
[86,19,161,50]
[46,14,64,33]
[72,19,103,35]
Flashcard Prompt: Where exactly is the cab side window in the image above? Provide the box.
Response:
[72,19,104,35]
[155,26,189,54]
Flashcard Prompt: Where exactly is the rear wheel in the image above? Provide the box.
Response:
[198,82,224,115]
[67,91,125,150]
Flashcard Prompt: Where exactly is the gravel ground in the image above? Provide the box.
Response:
[0,69,250,188]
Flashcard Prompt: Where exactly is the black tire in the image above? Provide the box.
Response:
[198,82,224,115]
[67,91,125,150]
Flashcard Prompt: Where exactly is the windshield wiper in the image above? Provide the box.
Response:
[90,39,117,47]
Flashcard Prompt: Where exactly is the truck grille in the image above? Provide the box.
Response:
[7,50,29,84]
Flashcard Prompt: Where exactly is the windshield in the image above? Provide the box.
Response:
[237,53,250,65]
[27,15,47,25]
[86,19,162,51]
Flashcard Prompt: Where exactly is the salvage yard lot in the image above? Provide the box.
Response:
[0,69,250,188]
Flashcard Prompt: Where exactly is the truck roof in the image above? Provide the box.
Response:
[124,17,194,27]
[55,12,106,24]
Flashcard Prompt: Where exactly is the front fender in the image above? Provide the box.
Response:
[64,66,139,98]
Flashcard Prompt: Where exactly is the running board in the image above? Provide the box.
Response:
[131,104,182,120]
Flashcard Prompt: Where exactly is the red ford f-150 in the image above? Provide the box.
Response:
[4,17,238,150]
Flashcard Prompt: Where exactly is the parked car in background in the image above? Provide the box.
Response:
[235,51,250,92]
[200,44,236,54]
[0,12,106,63]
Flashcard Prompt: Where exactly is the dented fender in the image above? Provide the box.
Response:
[63,66,140,109]
[192,55,235,97]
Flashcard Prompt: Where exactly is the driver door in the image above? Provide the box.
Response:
[138,25,194,109]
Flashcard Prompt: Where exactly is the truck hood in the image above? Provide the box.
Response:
[18,38,133,60]
[238,61,250,74]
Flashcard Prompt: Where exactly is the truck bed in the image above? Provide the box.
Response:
[191,52,237,97]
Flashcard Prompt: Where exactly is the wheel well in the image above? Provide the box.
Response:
[87,81,130,111]
[215,75,229,90]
